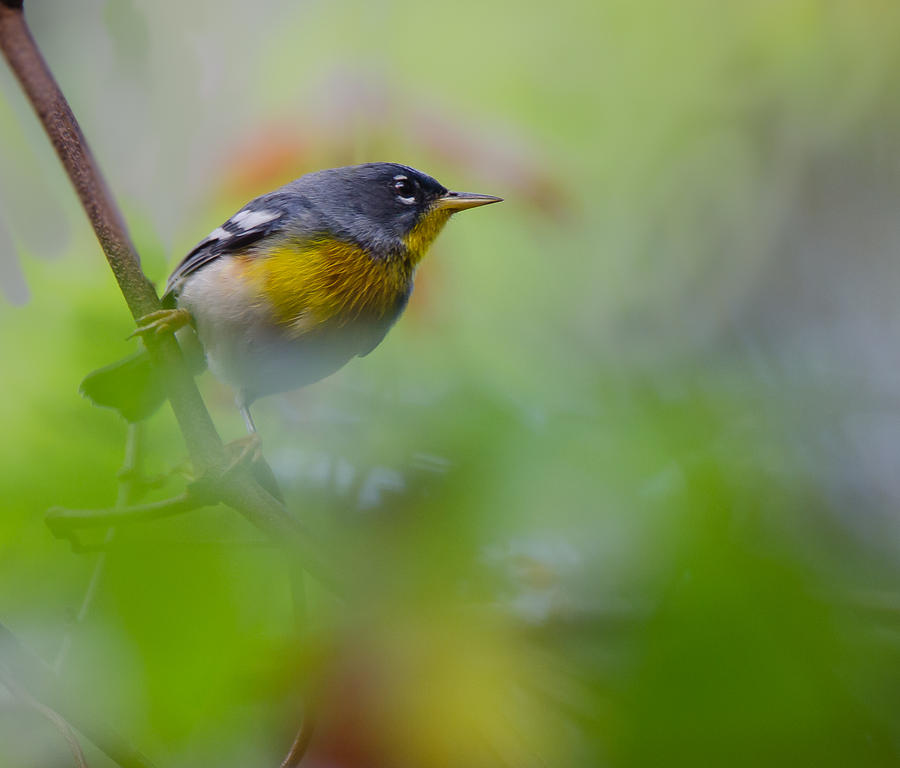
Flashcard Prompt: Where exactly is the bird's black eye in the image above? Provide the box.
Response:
[393,175,417,203]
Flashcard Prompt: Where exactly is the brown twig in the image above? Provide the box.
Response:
[279,709,317,768]
[0,0,220,466]
[0,6,333,764]
[0,0,339,590]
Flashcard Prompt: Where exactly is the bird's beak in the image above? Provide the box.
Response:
[434,190,503,212]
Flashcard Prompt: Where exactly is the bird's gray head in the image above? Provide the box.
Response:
[287,162,501,259]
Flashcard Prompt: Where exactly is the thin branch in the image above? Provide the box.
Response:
[0,8,341,764]
[47,494,203,535]
[280,559,316,767]
[279,709,317,768]
[55,424,142,672]
[3,673,89,768]
[0,0,219,467]
[0,622,156,768]
[0,0,341,591]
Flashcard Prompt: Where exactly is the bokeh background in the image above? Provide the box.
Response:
[2,0,900,766]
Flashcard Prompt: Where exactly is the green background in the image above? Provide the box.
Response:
[1,1,899,766]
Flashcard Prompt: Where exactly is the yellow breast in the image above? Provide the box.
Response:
[241,237,414,335]
[239,207,454,337]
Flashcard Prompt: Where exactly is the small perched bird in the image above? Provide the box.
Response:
[82,163,501,429]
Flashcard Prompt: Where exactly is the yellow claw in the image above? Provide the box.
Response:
[224,433,264,472]
[128,308,192,339]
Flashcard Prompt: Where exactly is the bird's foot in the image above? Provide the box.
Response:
[221,433,284,501]
[225,433,265,474]
[128,308,192,339]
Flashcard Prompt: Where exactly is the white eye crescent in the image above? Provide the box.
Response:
[393,175,417,205]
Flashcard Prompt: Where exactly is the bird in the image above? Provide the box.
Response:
[81,162,502,431]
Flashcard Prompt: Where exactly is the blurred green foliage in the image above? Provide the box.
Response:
[2,1,900,766]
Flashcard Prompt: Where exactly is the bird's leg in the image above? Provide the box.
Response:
[225,398,263,469]
[128,307,192,339]
[240,402,257,435]
[222,398,284,501]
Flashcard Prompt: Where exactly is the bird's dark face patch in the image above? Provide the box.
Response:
[295,163,449,257]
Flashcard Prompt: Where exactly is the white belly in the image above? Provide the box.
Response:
[175,257,360,403]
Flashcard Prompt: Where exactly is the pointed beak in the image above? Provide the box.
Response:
[434,190,503,212]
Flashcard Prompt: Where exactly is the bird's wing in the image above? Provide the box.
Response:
[164,194,295,300]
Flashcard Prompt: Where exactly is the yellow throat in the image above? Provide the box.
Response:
[244,206,454,332]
